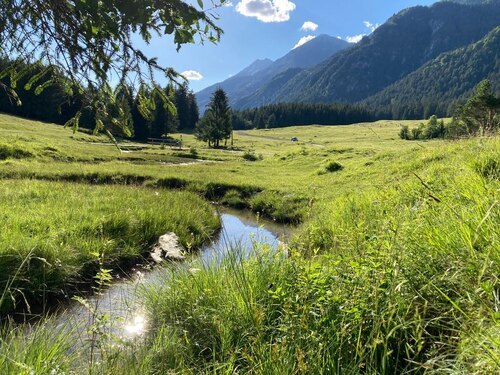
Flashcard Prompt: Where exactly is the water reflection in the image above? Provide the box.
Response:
[124,315,146,336]
[54,209,289,348]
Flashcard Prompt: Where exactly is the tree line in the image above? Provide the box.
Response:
[0,59,199,140]
[232,102,376,130]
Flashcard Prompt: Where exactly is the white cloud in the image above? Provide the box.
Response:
[235,0,296,23]
[292,35,316,49]
[363,21,379,32]
[181,70,203,81]
[345,34,364,43]
[345,20,379,44]
[222,1,233,7]
[301,21,318,32]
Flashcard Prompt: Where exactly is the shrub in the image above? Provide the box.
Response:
[399,124,410,140]
[317,160,343,175]
[242,151,259,161]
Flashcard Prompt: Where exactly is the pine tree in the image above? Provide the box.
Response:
[195,89,232,148]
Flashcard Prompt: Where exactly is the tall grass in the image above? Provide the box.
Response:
[132,139,499,373]
[0,180,219,314]
[0,321,73,374]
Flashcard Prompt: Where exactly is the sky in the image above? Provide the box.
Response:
[135,0,437,92]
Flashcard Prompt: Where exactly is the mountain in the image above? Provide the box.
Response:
[362,26,500,119]
[236,58,274,77]
[195,35,350,110]
[244,0,500,107]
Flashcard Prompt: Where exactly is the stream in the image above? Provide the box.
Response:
[52,208,290,346]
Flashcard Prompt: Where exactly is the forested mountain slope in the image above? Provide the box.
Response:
[362,26,500,119]
[251,1,500,106]
[196,35,350,110]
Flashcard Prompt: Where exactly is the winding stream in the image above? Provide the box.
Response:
[53,208,290,345]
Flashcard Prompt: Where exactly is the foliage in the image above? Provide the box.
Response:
[454,79,500,135]
[399,115,447,140]
[0,58,81,125]
[195,88,232,147]
[0,0,223,134]
[0,63,200,139]
[235,102,375,129]
[400,82,500,140]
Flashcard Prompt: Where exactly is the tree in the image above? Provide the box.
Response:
[195,89,232,147]
[187,91,200,130]
[150,86,178,138]
[456,80,500,136]
[0,0,224,133]
[399,124,410,140]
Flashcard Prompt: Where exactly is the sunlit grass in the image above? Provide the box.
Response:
[0,113,498,373]
[0,179,219,314]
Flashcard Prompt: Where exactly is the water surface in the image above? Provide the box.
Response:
[55,209,290,344]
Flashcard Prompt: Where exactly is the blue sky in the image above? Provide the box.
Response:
[137,0,437,92]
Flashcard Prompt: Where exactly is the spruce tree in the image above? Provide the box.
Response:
[195,89,232,147]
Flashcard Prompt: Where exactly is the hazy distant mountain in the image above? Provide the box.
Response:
[251,0,500,106]
[442,0,499,4]
[362,26,500,119]
[196,35,350,110]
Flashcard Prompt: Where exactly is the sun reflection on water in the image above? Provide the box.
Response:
[124,315,146,336]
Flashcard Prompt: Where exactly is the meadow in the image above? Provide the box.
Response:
[0,113,498,373]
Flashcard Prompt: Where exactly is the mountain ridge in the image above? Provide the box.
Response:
[361,26,500,119]
[195,35,350,110]
[254,1,500,106]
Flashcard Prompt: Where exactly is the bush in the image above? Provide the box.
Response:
[401,116,446,140]
[242,151,259,161]
[399,124,410,140]
[317,160,343,175]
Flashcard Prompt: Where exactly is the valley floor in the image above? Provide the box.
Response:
[0,113,498,374]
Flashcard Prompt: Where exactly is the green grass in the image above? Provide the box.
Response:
[0,113,468,222]
[0,113,498,373]
[135,138,499,373]
[0,179,219,314]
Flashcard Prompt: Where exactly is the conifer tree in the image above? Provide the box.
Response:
[195,89,232,147]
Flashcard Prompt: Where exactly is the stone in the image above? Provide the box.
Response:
[151,232,184,262]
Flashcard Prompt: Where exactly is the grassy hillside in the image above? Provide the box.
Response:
[0,113,498,373]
